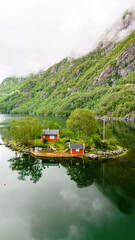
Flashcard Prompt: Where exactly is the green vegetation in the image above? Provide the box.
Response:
[60,129,74,139]
[94,72,135,117]
[66,108,98,138]
[8,111,118,153]
[9,117,43,146]
[43,120,61,130]
[34,139,48,148]
[0,31,134,117]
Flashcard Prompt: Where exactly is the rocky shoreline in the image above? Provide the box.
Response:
[5,141,31,153]
[96,112,135,122]
[4,140,127,160]
[85,147,126,160]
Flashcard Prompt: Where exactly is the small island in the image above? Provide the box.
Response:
[4,108,127,160]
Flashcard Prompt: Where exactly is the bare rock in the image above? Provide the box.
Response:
[51,147,57,151]
[99,9,135,53]
[76,69,81,76]
[88,154,98,160]
[61,77,65,82]
[96,42,135,86]
[130,85,135,92]
[50,65,56,73]
[13,103,20,108]
[51,81,57,87]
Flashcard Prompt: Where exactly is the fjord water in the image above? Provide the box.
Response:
[0,114,135,240]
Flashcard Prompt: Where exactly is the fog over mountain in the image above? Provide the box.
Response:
[0,0,134,83]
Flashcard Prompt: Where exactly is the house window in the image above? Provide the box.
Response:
[76,149,79,152]
[50,136,55,139]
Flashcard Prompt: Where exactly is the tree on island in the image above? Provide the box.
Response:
[43,120,61,130]
[66,108,98,138]
[9,117,43,146]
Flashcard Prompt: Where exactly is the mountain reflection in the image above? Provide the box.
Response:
[64,159,135,215]
[97,120,135,149]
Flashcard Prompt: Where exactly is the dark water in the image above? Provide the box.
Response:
[0,114,135,240]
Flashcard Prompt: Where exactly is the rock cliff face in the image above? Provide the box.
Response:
[100,9,135,54]
[94,41,135,86]
[116,41,135,77]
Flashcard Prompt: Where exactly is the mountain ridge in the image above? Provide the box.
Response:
[0,11,135,118]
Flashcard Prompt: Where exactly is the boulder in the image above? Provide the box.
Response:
[51,81,57,87]
[88,154,98,160]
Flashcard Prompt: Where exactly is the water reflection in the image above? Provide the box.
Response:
[8,154,45,183]
[97,120,135,149]
[66,160,135,215]
[112,121,135,149]
[42,159,60,168]
[5,152,124,240]
[1,115,135,239]
[8,154,135,216]
[0,113,67,128]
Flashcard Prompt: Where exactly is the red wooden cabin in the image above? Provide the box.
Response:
[42,129,60,142]
[69,144,85,155]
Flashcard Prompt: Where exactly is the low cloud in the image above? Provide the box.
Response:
[0,0,134,82]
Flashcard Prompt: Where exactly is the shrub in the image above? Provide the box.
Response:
[60,129,74,139]
[107,138,118,150]
[34,139,48,148]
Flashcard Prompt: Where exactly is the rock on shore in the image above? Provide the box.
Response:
[85,147,125,160]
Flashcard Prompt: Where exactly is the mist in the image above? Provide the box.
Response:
[0,0,134,83]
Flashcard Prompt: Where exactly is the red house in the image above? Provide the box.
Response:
[42,129,60,142]
[69,144,85,155]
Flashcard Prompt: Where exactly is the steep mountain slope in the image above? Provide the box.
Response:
[0,11,135,118]
[99,9,135,52]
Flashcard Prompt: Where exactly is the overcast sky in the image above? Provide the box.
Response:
[0,0,134,83]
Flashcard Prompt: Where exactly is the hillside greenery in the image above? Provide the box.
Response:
[0,31,135,117]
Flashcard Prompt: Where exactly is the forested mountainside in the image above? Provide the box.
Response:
[0,11,135,118]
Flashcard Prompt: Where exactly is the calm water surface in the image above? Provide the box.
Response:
[0,114,135,240]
